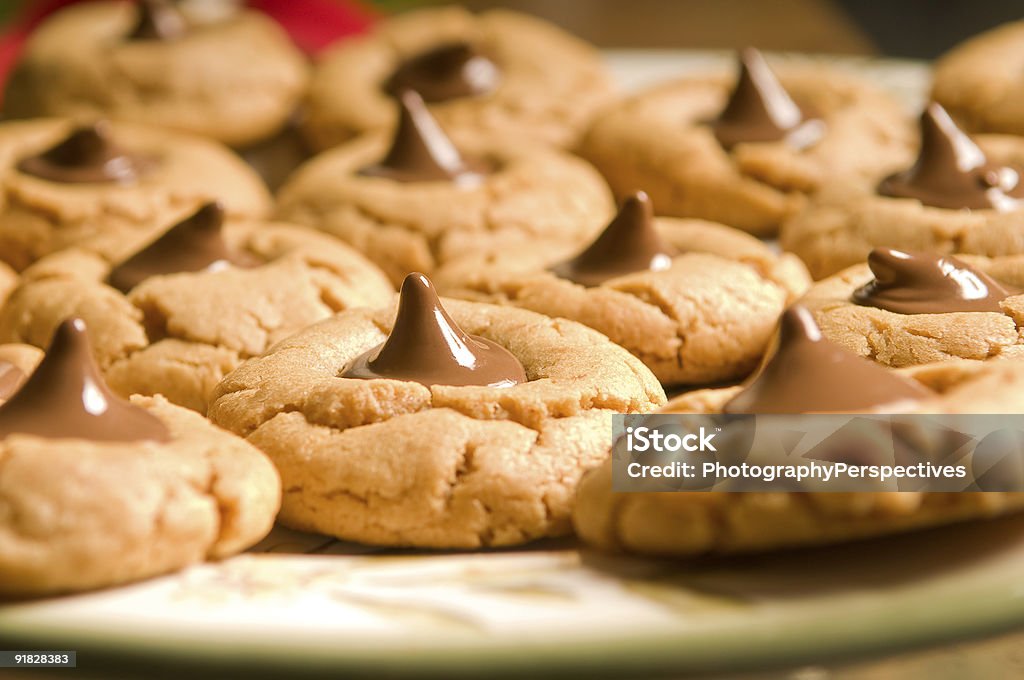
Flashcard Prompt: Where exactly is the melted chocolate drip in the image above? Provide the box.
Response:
[127,0,188,41]
[550,191,675,286]
[107,202,261,293]
[385,41,499,103]
[359,90,487,185]
[723,306,930,414]
[18,121,151,184]
[0,361,26,401]
[878,103,1024,211]
[342,272,526,387]
[853,248,1012,314]
[711,48,824,150]
[0,318,170,441]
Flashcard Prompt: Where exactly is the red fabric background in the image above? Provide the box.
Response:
[0,0,378,103]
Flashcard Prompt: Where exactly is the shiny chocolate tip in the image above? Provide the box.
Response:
[107,201,259,294]
[18,121,151,184]
[359,90,486,185]
[852,247,1011,314]
[385,41,500,103]
[128,0,188,41]
[0,318,171,442]
[341,272,527,387]
[550,190,675,287]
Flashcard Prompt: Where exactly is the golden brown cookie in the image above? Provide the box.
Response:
[781,105,1024,279]
[208,274,665,549]
[0,208,393,412]
[0,262,17,310]
[302,6,613,151]
[0,119,271,272]
[579,50,913,236]
[801,249,1024,367]
[436,193,810,386]
[932,21,1024,136]
[575,309,1024,557]
[278,92,614,285]
[0,319,279,597]
[3,1,309,147]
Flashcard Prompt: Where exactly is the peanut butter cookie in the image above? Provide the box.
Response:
[278,90,614,285]
[208,273,665,549]
[575,307,1024,556]
[437,192,810,386]
[0,204,393,412]
[0,318,279,597]
[302,6,613,150]
[4,0,309,147]
[579,49,913,236]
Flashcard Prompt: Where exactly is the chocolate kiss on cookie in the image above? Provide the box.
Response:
[359,90,487,185]
[107,201,261,293]
[710,48,824,150]
[343,272,526,387]
[878,103,1024,211]
[0,361,26,401]
[724,306,930,414]
[0,318,170,441]
[127,0,188,41]
[385,42,500,103]
[18,121,152,184]
[549,191,674,286]
[853,248,1012,314]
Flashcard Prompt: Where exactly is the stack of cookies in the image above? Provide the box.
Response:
[1,1,1023,597]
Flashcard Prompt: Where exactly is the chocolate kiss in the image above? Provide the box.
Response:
[852,248,1011,314]
[385,42,500,103]
[128,0,188,41]
[0,361,26,401]
[0,318,170,441]
[550,191,675,287]
[359,90,485,185]
[711,48,823,150]
[878,103,1024,211]
[343,272,526,387]
[107,202,261,293]
[17,121,150,184]
[723,306,930,414]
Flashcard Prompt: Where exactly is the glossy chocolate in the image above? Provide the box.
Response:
[723,306,930,414]
[385,42,499,103]
[343,272,526,387]
[18,122,151,184]
[550,191,675,286]
[359,90,487,185]
[0,318,170,441]
[127,0,188,41]
[107,202,260,293]
[878,103,1024,211]
[0,361,25,401]
[711,48,824,150]
[852,248,1012,314]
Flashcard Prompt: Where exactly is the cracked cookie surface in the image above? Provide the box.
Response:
[800,255,1024,367]
[302,6,614,151]
[0,223,393,413]
[436,224,809,386]
[208,298,666,548]
[576,360,1024,556]
[780,135,1024,279]
[932,21,1024,136]
[276,130,614,285]
[0,119,271,272]
[3,2,309,147]
[0,394,280,597]
[579,67,912,236]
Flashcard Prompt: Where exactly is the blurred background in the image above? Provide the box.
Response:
[0,0,1022,59]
